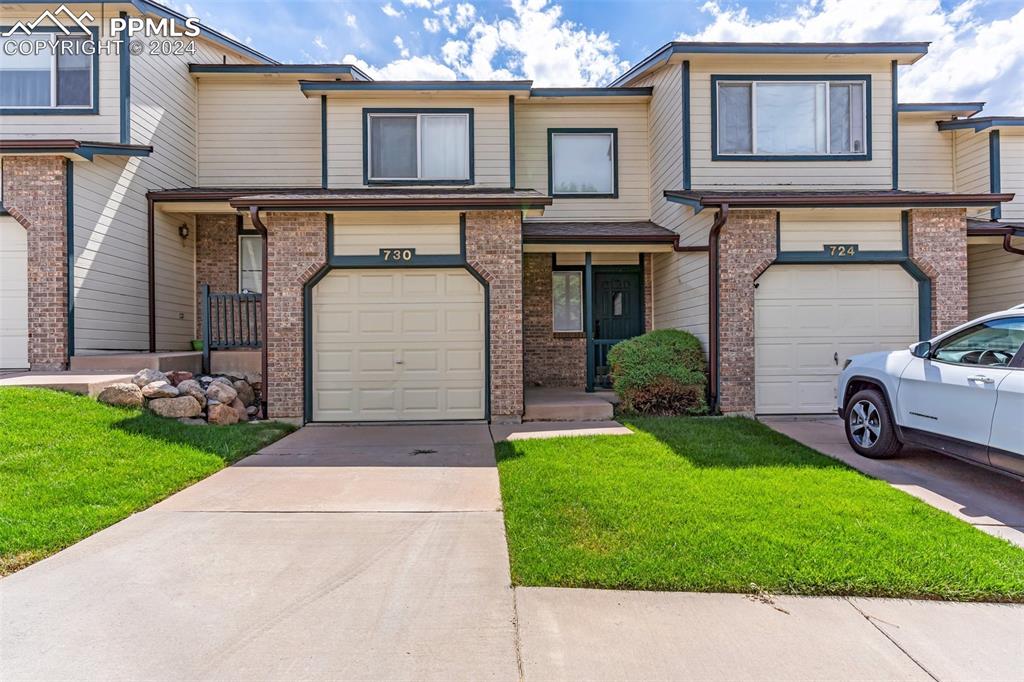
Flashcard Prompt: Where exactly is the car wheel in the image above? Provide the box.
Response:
[844,389,901,459]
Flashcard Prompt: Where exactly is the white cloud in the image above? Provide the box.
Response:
[342,52,457,80]
[423,16,441,32]
[313,35,327,50]
[393,35,411,58]
[400,0,435,8]
[678,0,1024,114]
[381,3,404,18]
[345,13,358,28]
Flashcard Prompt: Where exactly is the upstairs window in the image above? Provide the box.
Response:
[715,78,868,159]
[366,110,472,183]
[549,129,618,197]
[0,32,95,111]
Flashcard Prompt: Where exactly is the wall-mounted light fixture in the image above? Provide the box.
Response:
[178,224,190,240]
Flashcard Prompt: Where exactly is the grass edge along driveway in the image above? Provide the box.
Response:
[496,416,1024,602]
[0,387,294,576]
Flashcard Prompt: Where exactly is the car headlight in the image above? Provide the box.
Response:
[842,358,852,370]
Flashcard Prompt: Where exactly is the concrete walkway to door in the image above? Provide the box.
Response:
[0,424,519,681]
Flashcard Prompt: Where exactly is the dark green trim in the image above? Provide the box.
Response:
[74,143,152,160]
[900,258,932,341]
[898,102,984,114]
[682,61,691,190]
[547,128,619,199]
[710,74,872,162]
[66,159,75,357]
[303,215,491,423]
[891,61,899,189]
[362,108,475,186]
[321,96,328,189]
[990,130,1001,221]
[584,252,594,392]
[303,80,529,93]
[508,96,516,188]
[664,193,705,213]
[775,251,908,264]
[0,26,100,116]
[937,117,1024,132]
[119,12,131,144]
[329,254,467,267]
[189,64,367,78]
[529,87,652,97]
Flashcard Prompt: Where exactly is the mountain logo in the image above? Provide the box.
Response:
[2,5,94,37]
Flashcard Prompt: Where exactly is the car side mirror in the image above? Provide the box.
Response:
[911,341,932,359]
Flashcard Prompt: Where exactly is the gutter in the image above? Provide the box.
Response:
[706,205,729,412]
[1004,234,1024,256]
[247,206,270,419]
[147,197,155,352]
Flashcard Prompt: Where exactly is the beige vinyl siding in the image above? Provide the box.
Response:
[635,64,684,232]
[0,6,119,139]
[689,56,893,189]
[953,129,990,220]
[327,95,510,188]
[331,211,461,256]
[968,244,1024,316]
[898,113,954,191]
[779,208,903,251]
[1000,131,1024,221]
[515,100,649,221]
[197,78,321,186]
[71,35,243,352]
[651,212,715,351]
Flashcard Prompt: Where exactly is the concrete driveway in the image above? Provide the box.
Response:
[765,416,1024,547]
[0,424,519,681]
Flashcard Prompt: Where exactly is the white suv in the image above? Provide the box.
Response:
[837,305,1024,477]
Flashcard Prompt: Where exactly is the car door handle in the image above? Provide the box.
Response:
[968,375,995,384]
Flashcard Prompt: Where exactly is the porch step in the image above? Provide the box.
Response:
[70,352,202,374]
[0,371,133,397]
[523,387,616,422]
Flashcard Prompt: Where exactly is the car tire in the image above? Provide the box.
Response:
[844,389,901,459]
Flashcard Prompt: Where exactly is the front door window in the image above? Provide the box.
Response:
[592,269,642,388]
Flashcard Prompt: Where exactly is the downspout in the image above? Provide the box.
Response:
[1004,233,1024,256]
[248,205,270,418]
[147,197,155,352]
[707,204,729,413]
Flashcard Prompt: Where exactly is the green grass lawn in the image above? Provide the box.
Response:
[0,387,294,575]
[496,417,1024,602]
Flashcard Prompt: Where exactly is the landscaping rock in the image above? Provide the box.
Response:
[132,368,166,387]
[141,381,179,399]
[230,397,248,422]
[233,380,256,406]
[208,402,239,425]
[246,405,258,416]
[177,417,207,426]
[212,376,233,386]
[206,381,237,404]
[176,379,206,407]
[166,371,193,386]
[97,383,143,408]
[148,396,202,418]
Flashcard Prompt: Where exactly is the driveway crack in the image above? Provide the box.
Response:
[511,586,525,681]
[844,597,939,681]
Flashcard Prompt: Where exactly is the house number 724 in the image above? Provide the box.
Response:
[381,248,415,262]
[824,244,858,257]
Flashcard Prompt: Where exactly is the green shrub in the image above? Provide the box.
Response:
[607,329,707,415]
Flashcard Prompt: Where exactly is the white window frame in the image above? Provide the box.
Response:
[237,234,263,293]
[366,111,471,182]
[715,79,868,157]
[551,270,584,333]
[0,32,94,110]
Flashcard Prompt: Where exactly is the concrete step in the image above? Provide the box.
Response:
[70,352,202,374]
[523,388,616,422]
[0,372,133,397]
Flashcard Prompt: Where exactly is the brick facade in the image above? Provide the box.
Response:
[2,156,69,370]
[194,214,239,337]
[465,210,524,419]
[717,210,778,415]
[523,253,586,388]
[907,208,969,335]
[264,212,327,419]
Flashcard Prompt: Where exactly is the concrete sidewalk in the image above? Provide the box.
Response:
[765,416,1024,547]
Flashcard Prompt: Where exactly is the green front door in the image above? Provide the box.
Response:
[591,268,643,388]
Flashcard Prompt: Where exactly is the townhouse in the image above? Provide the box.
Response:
[1,1,1021,423]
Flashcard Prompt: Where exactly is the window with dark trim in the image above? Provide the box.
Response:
[552,270,583,332]
[712,75,871,161]
[0,28,99,114]
[548,128,618,198]
[364,108,473,184]
[238,234,263,293]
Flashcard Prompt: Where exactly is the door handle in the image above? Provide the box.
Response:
[834,352,839,366]
[968,375,995,384]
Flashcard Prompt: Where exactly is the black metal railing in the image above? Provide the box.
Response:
[200,284,261,372]
[590,338,622,389]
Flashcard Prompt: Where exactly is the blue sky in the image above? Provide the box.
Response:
[175,0,1024,112]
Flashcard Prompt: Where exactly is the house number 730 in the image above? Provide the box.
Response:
[381,248,415,261]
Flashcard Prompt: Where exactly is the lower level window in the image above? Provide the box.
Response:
[552,271,583,332]
[238,234,263,293]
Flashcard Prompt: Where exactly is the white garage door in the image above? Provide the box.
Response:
[312,268,485,421]
[755,264,919,414]
[0,216,29,370]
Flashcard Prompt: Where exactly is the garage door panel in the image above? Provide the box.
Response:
[0,217,28,369]
[313,268,485,421]
[755,264,918,415]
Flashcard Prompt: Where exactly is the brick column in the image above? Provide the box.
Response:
[264,212,327,419]
[523,253,586,388]
[2,156,69,370]
[465,210,523,420]
[194,214,239,337]
[717,210,777,415]
[907,208,968,336]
